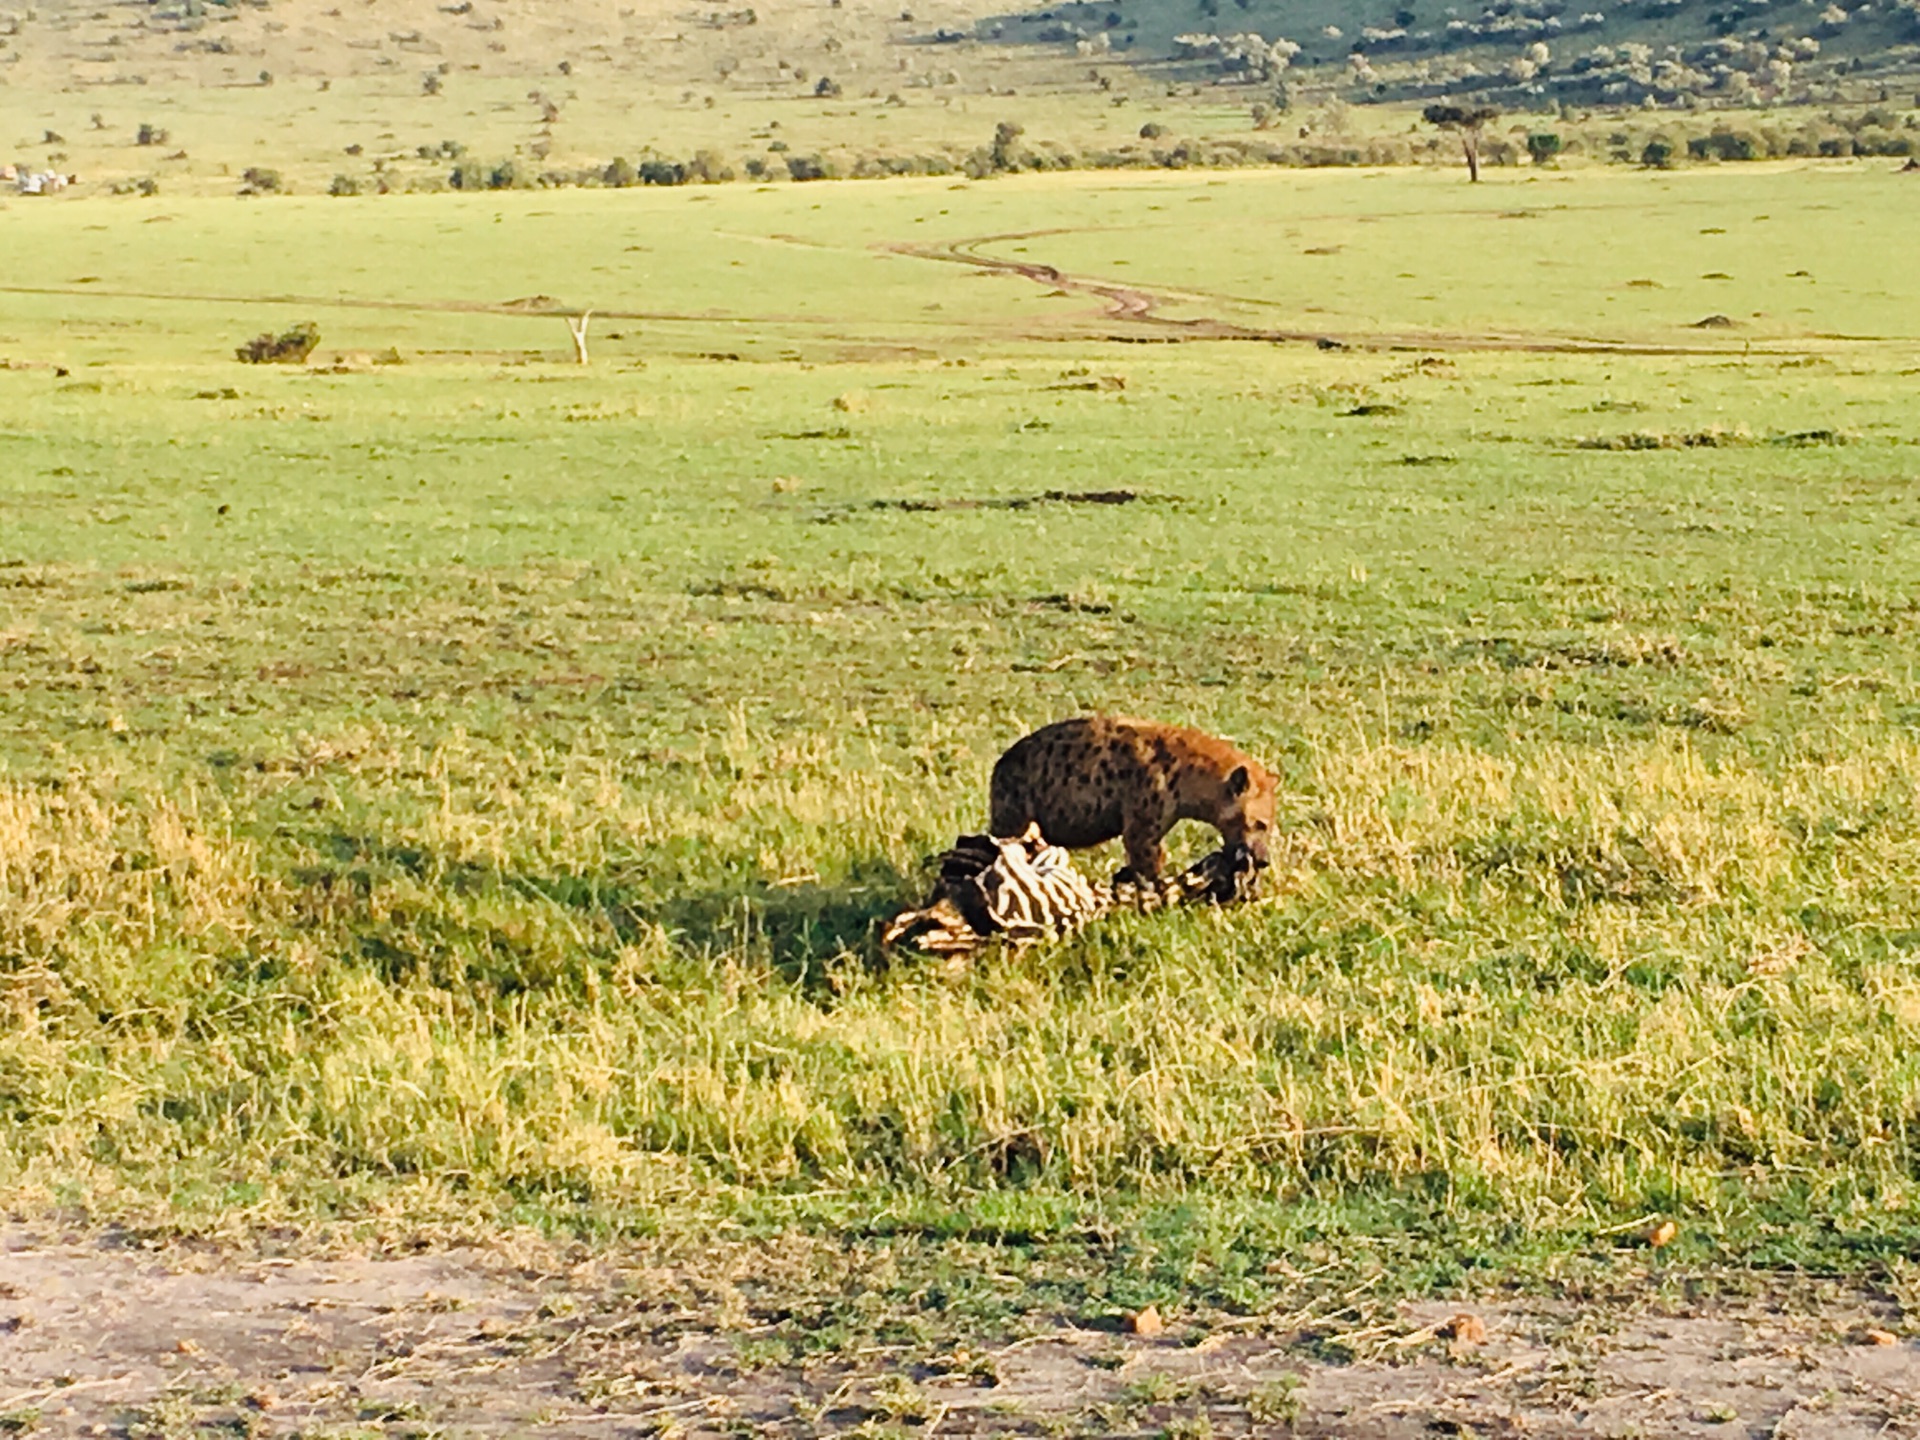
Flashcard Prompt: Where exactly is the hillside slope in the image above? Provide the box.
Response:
[5,0,1916,102]
[2,0,1915,194]
[983,0,1920,106]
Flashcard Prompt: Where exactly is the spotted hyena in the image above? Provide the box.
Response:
[988,715,1275,882]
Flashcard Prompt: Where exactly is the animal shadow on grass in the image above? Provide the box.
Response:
[637,856,913,993]
[302,833,912,1000]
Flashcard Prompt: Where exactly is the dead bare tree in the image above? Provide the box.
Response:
[565,310,592,365]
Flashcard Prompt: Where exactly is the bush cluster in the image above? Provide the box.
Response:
[235,321,320,365]
[959,128,1447,176]
[319,102,1920,202]
[446,148,738,190]
[1635,108,1919,164]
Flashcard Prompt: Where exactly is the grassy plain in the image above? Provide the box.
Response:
[5,162,1920,1331]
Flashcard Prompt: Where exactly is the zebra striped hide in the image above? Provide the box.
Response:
[882,822,1264,958]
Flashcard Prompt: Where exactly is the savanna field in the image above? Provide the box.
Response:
[6,158,1920,1345]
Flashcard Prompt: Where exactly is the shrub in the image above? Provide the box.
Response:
[603,156,638,187]
[1688,129,1759,161]
[814,76,842,97]
[784,153,838,181]
[1641,136,1675,167]
[1853,126,1913,156]
[449,159,486,190]
[1139,121,1167,138]
[1527,131,1563,164]
[235,322,320,365]
[687,148,734,182]
[638,158,688,185]
[239,167,283,195]
[487,158,530,189]
[990,120,1027,171]
[328,174,363,196]
[135,122,169,146]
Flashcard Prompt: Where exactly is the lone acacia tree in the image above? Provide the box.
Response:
[1423,102,1501,181]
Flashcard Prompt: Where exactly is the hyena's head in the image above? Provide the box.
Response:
[1210,759,1275,867]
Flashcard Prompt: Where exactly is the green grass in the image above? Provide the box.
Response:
[5,165,1920,1306]
[1023,164,1920,342]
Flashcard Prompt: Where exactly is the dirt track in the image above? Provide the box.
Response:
[6,1226,1920,1437]
[1,228,1803,359]
[886,230,1794,355]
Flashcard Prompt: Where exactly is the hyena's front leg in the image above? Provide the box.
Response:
[1119,804,1171,883]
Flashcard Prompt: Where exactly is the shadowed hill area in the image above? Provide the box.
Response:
[978,0,1920,104]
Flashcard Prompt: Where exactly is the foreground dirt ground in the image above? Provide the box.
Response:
[4,1225,1920,1438]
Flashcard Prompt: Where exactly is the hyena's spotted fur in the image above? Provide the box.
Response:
[988,715,1275,882]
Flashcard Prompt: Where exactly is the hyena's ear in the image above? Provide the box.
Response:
[1226,764,1251,797]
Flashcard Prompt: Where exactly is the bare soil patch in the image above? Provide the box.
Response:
[856,488,1153,513]
[6,1227,1920,1437]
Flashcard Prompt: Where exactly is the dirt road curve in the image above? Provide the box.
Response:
[5,1226,1920,1437]
[886,231,1796,355]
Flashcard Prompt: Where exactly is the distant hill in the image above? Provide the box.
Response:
[5,0,1915,105]
[2,0,1914,195]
